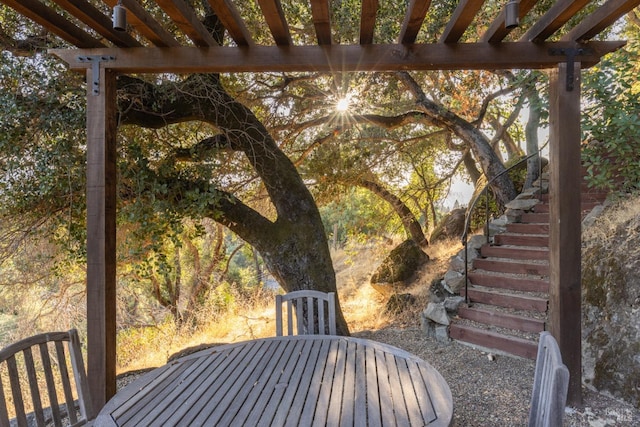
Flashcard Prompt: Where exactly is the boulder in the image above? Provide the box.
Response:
[505,198,539,210]
[443,270,465,294]
[430,208,466,243]
[423,302,450,325]
[582,212,640,407]
[370,239,429,296]
[444,296,466,312]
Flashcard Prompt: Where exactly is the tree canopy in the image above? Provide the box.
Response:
[1,1,638,336]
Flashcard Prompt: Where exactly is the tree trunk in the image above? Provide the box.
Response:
[524,87,543,190]
[396,72,517,205]
[119,74,350,335]
[356,178,429,249]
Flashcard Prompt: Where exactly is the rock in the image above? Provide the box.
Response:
[467,234,486,251]
[430,208,466,243]
[370,239,429,296]
[435,325,450,343]
[505,208,523,223]
[519,187,539,198]
[489,215,509,238]
[443,270,465,294]
[423,302,450,325]
[448,254,465,272]
[505,198,539,210]
[581,209,640,407]
[385,293,416,314]
[582,204,606,228]
[444,296,465,312]
[421,320,450,343]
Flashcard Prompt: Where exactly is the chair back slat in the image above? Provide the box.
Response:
[55,341,79,426]
[0,329,93,427]
[528,332,570,427]
[67,331,92,424]
[0,384,9,427]
[6,356,27,425]
[39,341,62,426]
[275,291,337,336]
[23,348,46,426]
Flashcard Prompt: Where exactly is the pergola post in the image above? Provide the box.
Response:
[548,62,582,406]
[85,65,117,411]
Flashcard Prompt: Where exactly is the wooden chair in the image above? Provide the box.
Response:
[276,290,337,336]
[528,331,570,427]
[0,329,94,427]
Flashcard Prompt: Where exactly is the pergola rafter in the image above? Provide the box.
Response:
[2,0,639,413]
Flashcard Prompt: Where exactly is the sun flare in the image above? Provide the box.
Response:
[336,97,350,112]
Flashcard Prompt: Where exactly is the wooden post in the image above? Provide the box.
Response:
[85,65,117,411]
[548,62,582,406]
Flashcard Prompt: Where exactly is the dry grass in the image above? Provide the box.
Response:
[116,237,462,374]
[582,194,640,243]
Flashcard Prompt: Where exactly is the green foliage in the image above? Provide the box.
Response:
[582,42,640,192]
[320,188,396,246]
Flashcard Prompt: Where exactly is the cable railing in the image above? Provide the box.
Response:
[461,143,548,304]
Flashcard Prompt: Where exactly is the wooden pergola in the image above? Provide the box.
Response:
[2,0,639,411]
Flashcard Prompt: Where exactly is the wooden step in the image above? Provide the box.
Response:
[532,200,604,214]
[533,203,549,213]
[473,258,549,276]
[480,245,549,261]
[468,272,549,293]
[520,212,549,223]
[449,323,539,359]
[494,233,549,247]
[538,190,608,203]
[461,287,548,312]
[506,223,550,234]
[457,306,545,334]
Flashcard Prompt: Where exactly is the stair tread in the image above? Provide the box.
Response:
[463,302,548,320]
[476,257,549,264]
[449,323,539,359]
[468,271,549,282]
[473,258,549,276]
[466,284,548,299]
[457,306,545,334]
[468,272,550,293]
[498,232,549,237]
[462,287,548,312]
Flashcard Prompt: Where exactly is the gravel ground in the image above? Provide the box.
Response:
[354,327,640,427]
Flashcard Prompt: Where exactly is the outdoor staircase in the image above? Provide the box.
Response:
[449,179,609,359]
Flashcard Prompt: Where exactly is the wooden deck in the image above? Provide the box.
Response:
[94,335,453,426]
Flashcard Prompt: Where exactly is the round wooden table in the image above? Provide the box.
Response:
[95,335,453,426]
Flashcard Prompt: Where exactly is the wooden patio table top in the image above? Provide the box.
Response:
[94,335,453,426]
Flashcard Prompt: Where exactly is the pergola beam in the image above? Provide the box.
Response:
[481,0,539,43]
[207,0,254,47]
[440,0,485,43]
[103,0,181,47]
[359,0,379,45]
[521,0,591,42]
[398,0,432,44]
[563,0,640,42]
[0,0,105,48]
[256,0,292,46]
[155,0,219,47]
[51,41,624,73]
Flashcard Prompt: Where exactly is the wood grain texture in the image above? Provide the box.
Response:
[94,336,453,426]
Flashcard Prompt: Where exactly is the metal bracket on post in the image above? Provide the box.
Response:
[77,55,115,96]
[548,48,591,92]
